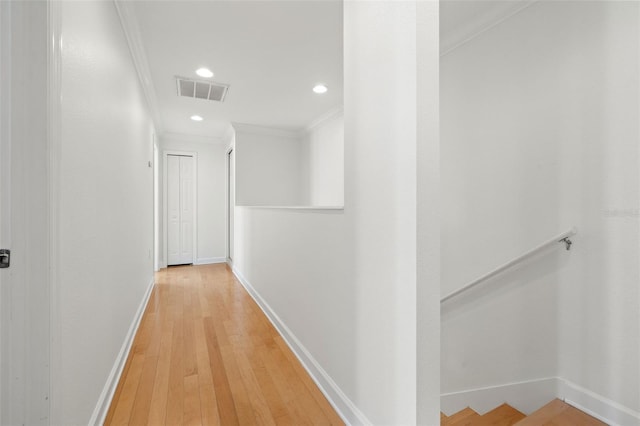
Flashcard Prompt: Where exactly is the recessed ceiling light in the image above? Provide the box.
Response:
[313,84,328,94]
[190,115,203,121]
[196,68,214,78]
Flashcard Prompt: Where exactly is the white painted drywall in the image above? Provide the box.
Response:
[234,126,304,206]
[440,0,563,394]
[300,111,344,206]
[417,1,441,423]
[441,0,639,417]
[552,1,640,415]
[52,2,154,424]
[0,2,50,424]
[159,135,228,265]
[232,2,440,424]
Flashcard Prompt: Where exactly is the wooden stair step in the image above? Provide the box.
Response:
[449,412,481,426]
[515,399,606,425]
[442,407,480,426]
[475,403,526,425]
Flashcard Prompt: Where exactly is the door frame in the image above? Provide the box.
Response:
[162,150,197,267]
[1,1,57,424]
[153,137,160,271]
[226,147,234,263]
[0,2,9,419]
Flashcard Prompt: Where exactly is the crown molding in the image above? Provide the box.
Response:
[113,0,164,134]
[232,122,300,140]
[303,105,344,135]
[160,131,224,145]
[440,0,538,57]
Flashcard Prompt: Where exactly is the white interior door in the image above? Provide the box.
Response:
[167,154,194,265]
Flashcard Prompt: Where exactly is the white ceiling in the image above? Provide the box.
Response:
[127,0,532,139]
[130,1,343,139]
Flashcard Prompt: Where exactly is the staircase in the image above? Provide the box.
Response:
[441,399,606,425]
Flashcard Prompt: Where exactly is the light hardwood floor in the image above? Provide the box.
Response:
[441,399,607,426]
[105,264,344,426]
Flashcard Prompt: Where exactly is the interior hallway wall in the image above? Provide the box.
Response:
[299,111,344,206]
[553,1,640,415]
[234,125,304,206]
[441,0,563,396]
[441,0,639,418]
[52,1,155,424]
[232,2,440,424]
[159,134,228,266]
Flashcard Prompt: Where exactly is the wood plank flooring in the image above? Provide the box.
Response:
[105,264,344,426]
[442,399,607,426]
[516,399,607,426]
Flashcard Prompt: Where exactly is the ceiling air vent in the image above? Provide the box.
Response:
[176,76,229,102]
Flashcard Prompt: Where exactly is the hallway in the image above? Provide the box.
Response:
[105,264,343,425]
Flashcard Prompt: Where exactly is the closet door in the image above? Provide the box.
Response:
[167,154,194,265]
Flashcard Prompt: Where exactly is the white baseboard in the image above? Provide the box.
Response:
[89,276,155,426]
[442,377,640,425]
[558,378,640,426]
[441,377,558,416]
[195,257,226,265]
[231,266,371,426]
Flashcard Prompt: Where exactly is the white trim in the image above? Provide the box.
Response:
[441,376,640,425]
[236,205,344,211]
[163,150,198,267]
[48,0,63,424]
[303,106,344,135]
[231,266,372,426]
[441,377,558,416]
[194,257,226,265]
[231,122,299,140]
[225,146,234,263]
[161,131,224,145]
[440,0,538,57]
[113,0,164,134]
[88,276,155,426]
[0,2,11,421]
[153,137,160,272]
[558,378,640,426]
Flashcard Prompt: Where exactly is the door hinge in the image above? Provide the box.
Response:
[0,249,10,268]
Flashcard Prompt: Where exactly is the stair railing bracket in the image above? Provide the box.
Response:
[559,237,573,251]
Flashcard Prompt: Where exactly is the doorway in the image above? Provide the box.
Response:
[163,151,197,266]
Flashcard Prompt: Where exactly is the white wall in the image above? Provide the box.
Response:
[52,1,155,424]
[234,125,304,206]
[232,2,440,425]
[300,111,344,206]
[441,0,563,394]
[0,2,50,424]
[417,1,441,422]
[441,1,639,419]
[554,1,640,416]
[160,134,228,265]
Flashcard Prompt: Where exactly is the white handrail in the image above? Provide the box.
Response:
[440,227,577,304]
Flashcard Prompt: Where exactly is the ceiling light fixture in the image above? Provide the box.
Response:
[313,84,328,94]
[190,115,203,121]
[196,68,214,78]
